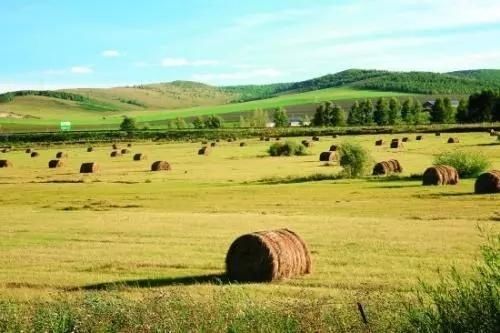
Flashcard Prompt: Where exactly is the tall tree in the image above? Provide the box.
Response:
[120,116,137,132]
[388,98,402,125]
[455,99,469,123]
[360,99,374,125]
[204,115,223,129]
[442,97,456,123]
[348,101,362,125]
[273,107,289,127]
[374,98,389,126]
[330,104,346,126]
[175,117,187,129]
[192,116,204,129]
[468,90,497,122]
[250,108,269,127]
[431,98,446,123]
[401,98,413,123]
[312,103,328,127]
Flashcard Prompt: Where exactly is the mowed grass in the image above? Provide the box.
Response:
[0,87,410,131]
[0,132,498,308]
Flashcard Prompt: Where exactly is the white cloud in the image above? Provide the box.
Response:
[70,66,93,74]
[192,68,282,83]
[161,57,218,67]
[101,50,121,57]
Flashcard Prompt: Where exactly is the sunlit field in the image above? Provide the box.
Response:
[0,131,498,330]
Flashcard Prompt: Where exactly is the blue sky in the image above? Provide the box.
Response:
[1,0,500,92]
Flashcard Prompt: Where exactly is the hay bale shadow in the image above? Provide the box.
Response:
[74,273,236,291]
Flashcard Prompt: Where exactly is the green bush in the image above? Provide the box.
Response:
[434,150,491,178]
[402,234,500,333]
[268,141,307,156]
[337,142,371,178]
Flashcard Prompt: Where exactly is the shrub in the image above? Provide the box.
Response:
[268,141,307,157]
[337,142,371,178]
[119,116,137,132]
[402,234,500,333]
[434,150,491,178]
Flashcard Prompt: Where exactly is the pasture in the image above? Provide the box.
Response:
[0,132,498,330]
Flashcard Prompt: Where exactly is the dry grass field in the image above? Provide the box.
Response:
[0,132,498,331]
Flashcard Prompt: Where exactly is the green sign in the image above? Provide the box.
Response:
[60,121,71,131]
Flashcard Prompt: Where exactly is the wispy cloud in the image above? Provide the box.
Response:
[101,50,121,57]
[161,57,219,67]
[70,66,93,74]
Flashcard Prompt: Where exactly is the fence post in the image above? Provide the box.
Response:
[357,302,372,332]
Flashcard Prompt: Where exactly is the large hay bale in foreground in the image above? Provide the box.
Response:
[110,151,121,157]
[372,159,403,176]
[30,152,39,158]
[474,170,500,194]
[0,160,13,168]
[48,159,64,168]
[447,137,459,144]
[56,152,68,159]
[422,165,459,186]
[80,162,99,173]
[133,153,147,161]
[198,147,210,155]
[319,151,337,162]
[375,139,384,146]
[151,161,171,171]
[225,229,312,282]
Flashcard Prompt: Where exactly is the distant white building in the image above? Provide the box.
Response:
[266,122,276,128]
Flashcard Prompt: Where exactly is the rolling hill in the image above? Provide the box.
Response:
[0,68,499,131]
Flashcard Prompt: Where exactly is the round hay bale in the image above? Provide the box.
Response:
[112,144,118,150]
[201,140,208,145]
[422,165,459,186]
[48,159,64,168]
[225,229,312,282]
[216,139,221,143]
[240,142,247,147]
[388,159,403,173]
[264,137,271,142]
[80,162,99,173]
[402,137,409,142]
[372,161,391,176]
[375,139,384,146]
[110,151,121,157]
[319,151,337,162]
[312,136,320,142]
[332,134,338,139]
[87,147,94,152]
[329,145,338,152]
[435,132,441,137]
[227,138,233,143]
[56,152,68,159]
[1,148,10,153]
[416,135,423,141]
[30,152,39,158]
[447,137,459,144]
[121,148,130,154]
[198,147,210,155]
[260,137,265,141]
[390,139,402,149]
[133,153,147,161]
[151,161,171,171]
[127,143,132,147]
[275,137,281,141]
[474,170,500,194]
[301,140,312,148]
[0,160,13,168]
[25,148,32,154]
[210,142,217,147]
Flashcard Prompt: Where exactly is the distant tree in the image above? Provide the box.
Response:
[0,92,14,103]
[250,109,270,127]
[431,98,446,123]
[410,100,426,125]
[468,90,497,122]
[348,101,362,125]
[360,99,374,125]
[374,98,390,125]
[330,104,346,126]
[273,107,289,127]
[313,103,328,126]
[443,97,456,123]
[204,115,223,129]
[192,116,205,129]
[120,116,137,132]
[175,117,187,129]
[239,116,249,128]
[388,97,402,125]
[401,98,413,123]
[456,99,469,123]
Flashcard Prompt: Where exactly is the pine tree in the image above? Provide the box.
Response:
[401,98,413,123]
[431,98,445,123]
[456,99,468,123]
[313,104,327,126]
[273,107,289,127]
[442,97,456,123]
[388,97,402,125]
[348,101,362,125]
[330,104,346,126]
[374,98,389,125]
